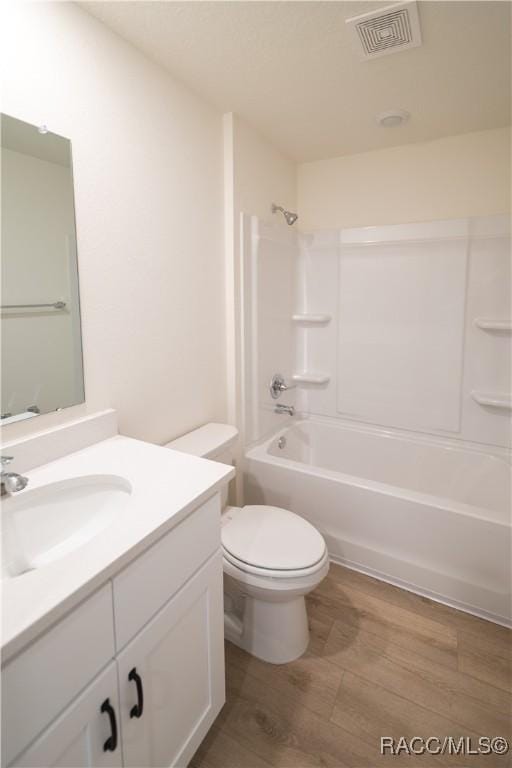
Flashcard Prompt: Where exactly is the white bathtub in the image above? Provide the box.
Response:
[244,418,512,625]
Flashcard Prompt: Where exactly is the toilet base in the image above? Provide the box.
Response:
[222,553,329,664]
[224,593,310,664]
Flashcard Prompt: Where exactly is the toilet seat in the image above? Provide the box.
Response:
[223,547,329,579]
[221,504,327,577]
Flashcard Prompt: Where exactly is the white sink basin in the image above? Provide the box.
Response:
[2,475,132,579]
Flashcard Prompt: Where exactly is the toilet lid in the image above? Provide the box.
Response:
[221,505,326,571]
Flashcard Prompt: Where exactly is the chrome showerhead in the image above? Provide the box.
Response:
[271,203,298,226]
[283,210,298,226]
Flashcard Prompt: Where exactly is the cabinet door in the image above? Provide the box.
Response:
[117,551,225,768]
[2,583,115,767]
[10,663,121,768]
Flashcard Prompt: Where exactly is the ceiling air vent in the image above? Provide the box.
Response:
[346,1,422,61]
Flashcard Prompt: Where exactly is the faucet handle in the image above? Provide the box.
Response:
[1,455,13,466]
[269,374,296,400]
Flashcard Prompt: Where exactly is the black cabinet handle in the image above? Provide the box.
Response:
[100,698,118,752]
[128,667,144,719]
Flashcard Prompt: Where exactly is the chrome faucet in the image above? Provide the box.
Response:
[1,456,29,496]
[274,403,295,416]
[269,373,296,400]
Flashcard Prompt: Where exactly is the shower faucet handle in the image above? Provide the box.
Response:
[269,373,295,400]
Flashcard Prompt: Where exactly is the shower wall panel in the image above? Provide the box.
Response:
[337,237,467,433]
[299,215,511,448]
[241,215,299,444]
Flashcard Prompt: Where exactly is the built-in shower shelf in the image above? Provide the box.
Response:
[474,318,512,332]
[471,391,512,410]
[292,373,330,386]
[292,314,331,325]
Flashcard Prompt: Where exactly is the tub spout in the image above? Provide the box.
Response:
[275,403,295,416]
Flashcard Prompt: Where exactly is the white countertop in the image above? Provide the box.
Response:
[1,435,234,663]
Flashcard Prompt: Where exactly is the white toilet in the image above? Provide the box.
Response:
[166,423,329,664]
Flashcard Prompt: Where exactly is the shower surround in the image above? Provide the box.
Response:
[241,213,511,624]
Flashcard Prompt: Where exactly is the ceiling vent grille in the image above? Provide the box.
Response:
[346,1,422,60]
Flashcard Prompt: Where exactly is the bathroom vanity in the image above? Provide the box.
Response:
[1,413,234,768]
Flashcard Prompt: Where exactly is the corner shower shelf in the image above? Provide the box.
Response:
[471,391,512,410]
[291,314,331,325]
[474,318,512,332]
[292,373,330,386]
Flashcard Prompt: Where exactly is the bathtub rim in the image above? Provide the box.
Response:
[248,412,511,462]
[245,416,511,527]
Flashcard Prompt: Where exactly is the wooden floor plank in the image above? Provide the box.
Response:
[325,564,511,644]
[226,640,344,720]
[221,663,380,768]
[307,584,459,671]
[307,614,333,655]
[458,630,512,692]
[191,726,273,768]
[316,569,457,644]
[331,670,510,767]
[324,619,511,737]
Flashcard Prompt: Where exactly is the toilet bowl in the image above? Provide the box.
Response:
[165,423,329,664]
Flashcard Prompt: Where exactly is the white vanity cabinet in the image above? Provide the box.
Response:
[3,493,225,768]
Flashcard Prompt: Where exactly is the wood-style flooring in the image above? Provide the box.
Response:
[191,563,511,767]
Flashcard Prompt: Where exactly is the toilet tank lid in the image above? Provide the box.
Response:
[165,423,238,458]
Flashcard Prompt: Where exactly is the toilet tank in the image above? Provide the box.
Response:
[165,423,238,506]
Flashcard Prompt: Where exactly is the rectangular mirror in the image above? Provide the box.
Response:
[1,114,85,424]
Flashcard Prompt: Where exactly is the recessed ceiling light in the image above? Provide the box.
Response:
[377,109,410,127]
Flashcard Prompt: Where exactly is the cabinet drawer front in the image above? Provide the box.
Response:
[113,493,220,649]
[2,585,115,766]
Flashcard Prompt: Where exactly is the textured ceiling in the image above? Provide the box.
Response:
[81,1,511,162]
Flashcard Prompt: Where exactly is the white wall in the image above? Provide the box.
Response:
[298,127,511,231]
[1,2,226,444]
[231,115,296,222]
